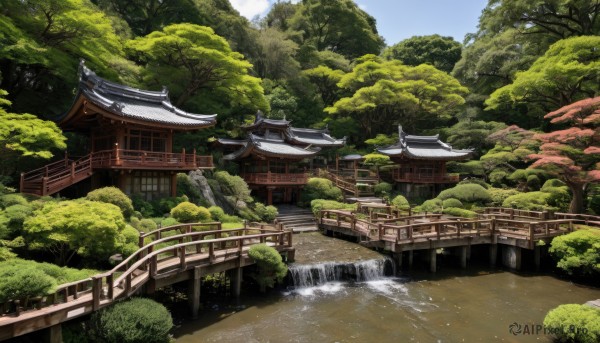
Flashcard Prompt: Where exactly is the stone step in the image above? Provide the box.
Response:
[289,225,319,233]
[277,214,315,221]
[278,219,316,227]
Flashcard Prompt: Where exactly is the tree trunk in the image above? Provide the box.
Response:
[568,183,585,214]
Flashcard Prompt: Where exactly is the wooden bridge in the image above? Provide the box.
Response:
[0,222,294,341]
[318,207,585,272]
[318,168,375,197]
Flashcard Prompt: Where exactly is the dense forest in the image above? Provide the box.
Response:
[0,0,599,212]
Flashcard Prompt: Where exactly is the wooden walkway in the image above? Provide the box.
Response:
[318,208,578,252]
[0,223,294,341]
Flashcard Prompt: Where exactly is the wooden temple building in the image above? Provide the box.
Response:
[217,113,345,204]
[377,126,472,198]
[20,61,216,199]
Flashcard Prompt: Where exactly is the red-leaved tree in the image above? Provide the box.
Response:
[528,96,600,213]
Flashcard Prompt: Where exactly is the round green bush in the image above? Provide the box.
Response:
[197,206,211,221]
[549,229,600,275]
[374,182,392,197]
[0,266,56,302]
[543,304,600,343]
[160,217,179,227]
[0,194,28,209]
[87,187,134,219]
[502,191,551,210]
[420,198,442,212]
[541,178,566,190]
[310,199,356,215]
[301,178,343,204]
[488,188,521,207]
[391,195,410,210]
[526,174,541,190]
[437,184,491,204]
[89,298,173,343]
[248,244,288,292]
[208,206,226,221]
[442,207,477,218]
[488,170,507,186]
[442,198,463,209]
[254,203,278,222]
[170,202,200,223]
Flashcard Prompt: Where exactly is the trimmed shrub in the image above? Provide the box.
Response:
[301,178,343,204]
[196,206,211,221]
[254,203,278,222]
[442,198,463,209]
[248,244,288,292]
[420,198,442,212]
[391,195,410,210]
[549,229,600,275]
[139,219,157,232]
[526,174,541,191]
[208,206,226,221]
[437,184,491,204]
[86,187,134,219]
[458,178,490,189]
[488,188,521,207]
[541,178,566,190]
[0,194,28,209]
[1,203,34,238]
[502,191,551,210]
[374,182,392,197]
[442,207,477,218]
[543,304,600,343]
[160,217,179,227]
[488,170,507,186]
[310,199,356,215]
[131,195,154,218]
[0,247,16,261]
[544,186,571,212]
[170,202,201,223]
[0,267,55,302]
[89,298,173,343]
[214,171,252,203]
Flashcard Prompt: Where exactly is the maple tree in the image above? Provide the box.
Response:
[528,97,600,213]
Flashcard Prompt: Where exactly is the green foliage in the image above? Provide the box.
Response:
[196,206,211,222]
[541,179,566,190]
[382,34,462,73]
[254,203,278,223]
[543,304,600,343]
[391,195,410,210]
[440,120,506,153]
[442,198,464,209]
[442,207,477,218]
[0,246,16,261]
[489,170,508,186]
[86,187,134,219]
[526,175,541,191]
[437,184,491,205]
[549,229,600,276]
[373,182,392,197]
[23,200,132,266]
[0,203,34,239]
[170,202,202,223]
[544,186,571,212]
[89,298,173,343]
[176,173,204,204]
[214,171,252,204]
[488,188,521,207]
[208,206,226,222]
[419,198,442,213]
[310,200,356,215]
[131,195,155,218]
[0,194,28,209]
[151,196,188,216]
[364,134,398,147]
[248,244,288,292]
[160,217,179,227]
[502,191,551,211]
[135,219,157,233]
[301,178,343,204]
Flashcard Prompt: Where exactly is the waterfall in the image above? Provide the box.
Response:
[288,258,392,288]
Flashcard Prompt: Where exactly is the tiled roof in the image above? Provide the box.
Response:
[223,134,319,160]
[60,60,217,128]
[288,127,345,147]
[377,126,472,160]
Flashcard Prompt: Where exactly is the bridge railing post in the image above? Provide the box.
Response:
[107,274,114,300]
[378,224,383,240]
[138,232,145,248]
[92,276,101,311]
[209,243,215,263]
[179,246,186,270]
[528,222,535,249]
[149,256,157,278]
[287,231,293,247]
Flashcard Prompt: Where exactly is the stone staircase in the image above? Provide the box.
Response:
[275,205,318,233]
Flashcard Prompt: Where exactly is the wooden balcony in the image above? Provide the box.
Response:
[391,170,459,184]
[91,149,213,170]
[242,172,309,185]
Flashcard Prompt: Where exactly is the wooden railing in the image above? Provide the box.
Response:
[0,224,292,321]
[241,172,308,185]
[318,210,573,249]
[479,207,552,220]
[20,149,213,195]
[554,212,600,226]
[318,169,373,196]
[390,169,459,183]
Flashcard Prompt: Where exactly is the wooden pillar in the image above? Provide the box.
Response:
[394,251,403,271]
[429,249,437,273]
[408,250,413,269]
[267,187,273,205]
[460,246,468,269]
[534,245,541,271]
[46,324,62,343]
[229,267,242,298]
[489,244,498,267]
[170,173,177,197]
[502,246,521,270]
[188,267,202,319]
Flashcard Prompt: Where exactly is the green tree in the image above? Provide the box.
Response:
[248,244,288,292]
[254,27,300,80]
[265,85,298,119]
[440,120,506,155]
[288,0,384,60]
[126,23,268,114]
[89,297,173,343]
[214,171,252,205]
[302,65,344,106]
[486,36,600,117]
[301,177,343,204]
[325,55,468,144]
[383,35,462,74]
[23,200,135,266]
[0,90,67,181]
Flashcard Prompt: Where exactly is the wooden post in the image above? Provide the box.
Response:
[92,276,101,311]
[138,232,145,248]
[42,177,48,196]
[460,246,468,269]
[193,148,197,166]
[229,267,242,298]
[429,248,437,273]
[489,244,498,267]
[114,143,120,166]
[47,324,62,343]
[107,274,114,300]
[70,162,75,180]
[408,250,413,269]
[267,187,273,205]
[188,267,202,319]
[534,245,541,271]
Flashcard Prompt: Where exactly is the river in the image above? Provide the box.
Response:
[173,233,600,343]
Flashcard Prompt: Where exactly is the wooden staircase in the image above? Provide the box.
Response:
[20,154,93,196]
[318,169,375,197]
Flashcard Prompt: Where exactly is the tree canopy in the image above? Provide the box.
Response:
[383,35,462,73]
